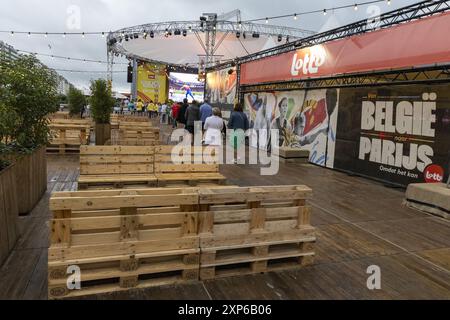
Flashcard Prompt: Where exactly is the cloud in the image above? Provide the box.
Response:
[0,0,418,93]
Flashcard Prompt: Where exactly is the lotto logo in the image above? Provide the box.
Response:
[423,164,444,183]
[290,46,326,76]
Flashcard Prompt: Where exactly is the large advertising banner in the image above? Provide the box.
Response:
[136,63,167,103]
[206,67,237,117]
[244,88,339,168]
[169,72,204,103]
[240,11,450,85]
[334,84,450,186]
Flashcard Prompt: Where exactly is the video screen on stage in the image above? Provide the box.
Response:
[168,72,204,103]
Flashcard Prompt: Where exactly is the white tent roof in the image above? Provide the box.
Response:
[119,32,282,66]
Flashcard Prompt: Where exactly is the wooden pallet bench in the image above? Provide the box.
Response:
[117,123,160,146]
[111,115,155,129]
[48,119,92,154]
[197,185,316,280]
[155,145,226,187]
[48,187,200,299]
[78,146,157,190]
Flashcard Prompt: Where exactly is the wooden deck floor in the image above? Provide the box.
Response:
[0,151,449,300]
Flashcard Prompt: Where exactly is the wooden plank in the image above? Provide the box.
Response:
[49,236,199,261]
[50,193,198,211]
[80,155,154,164]
[80,145,154,155]
[80,164,153,175]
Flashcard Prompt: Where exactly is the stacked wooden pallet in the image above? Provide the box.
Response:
[111,114,154,129]
[48,119,92,154]
[47,185,316,298]
[197,185,315,280]
[48,187,200,299]
[49,111,71,119]
[77,146,157,189]
[117,122,160,146]
[155,145,226,187]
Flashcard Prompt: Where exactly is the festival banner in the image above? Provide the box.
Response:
[244,88,339,168]
[240,11,450,85]
[206,67,237,114]
[136,62,168,103]
[334,84,450,186]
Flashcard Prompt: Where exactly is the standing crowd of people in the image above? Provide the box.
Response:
[171,98,249,148]
[114,98,174,122]
[113,97,249,151]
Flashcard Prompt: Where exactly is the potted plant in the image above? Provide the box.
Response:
[90,79,114,145]
[67,86,86,118]
[0,54,58,214]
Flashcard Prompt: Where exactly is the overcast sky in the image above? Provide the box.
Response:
[0,0,419,93]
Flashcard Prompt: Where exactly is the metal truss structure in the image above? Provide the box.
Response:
[214,0,450,70]
[239,65,450,94]
[106,10,315,83]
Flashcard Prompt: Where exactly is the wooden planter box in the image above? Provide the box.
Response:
[0,164,19,266]
[11,146,47,215]
[95,123,111,145]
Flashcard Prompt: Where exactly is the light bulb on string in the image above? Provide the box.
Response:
[354,4,358,11]
[101,32,105,38]
[294,13,297,20]
[387,0,391,5]
[265,18,268,24]
[45,32,48,38]
[323,9,327,16]
[27,32,31,38]
[10,31,14,36]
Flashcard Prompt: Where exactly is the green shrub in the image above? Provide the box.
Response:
[0,55,58,149]
[68,86,86,116]
[90,79,114,124]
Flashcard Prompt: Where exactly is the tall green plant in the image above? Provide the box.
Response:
[90,79,114,124]
[0,55,58,148]
[68,86,86,116]
[0,103,19,145]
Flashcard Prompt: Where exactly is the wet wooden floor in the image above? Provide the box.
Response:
[0,149,449,300]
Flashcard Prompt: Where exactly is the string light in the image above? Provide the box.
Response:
[52,69,127,73]
[0,0,397,38]
[15,49,128,65]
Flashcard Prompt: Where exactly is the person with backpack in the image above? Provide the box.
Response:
[185,100,200,135]
[177,98,189,127]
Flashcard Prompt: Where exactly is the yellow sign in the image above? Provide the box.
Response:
[136,62,167,103]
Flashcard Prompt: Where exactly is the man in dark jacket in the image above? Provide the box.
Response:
[177,98,189,126]
[185,100,200,135]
